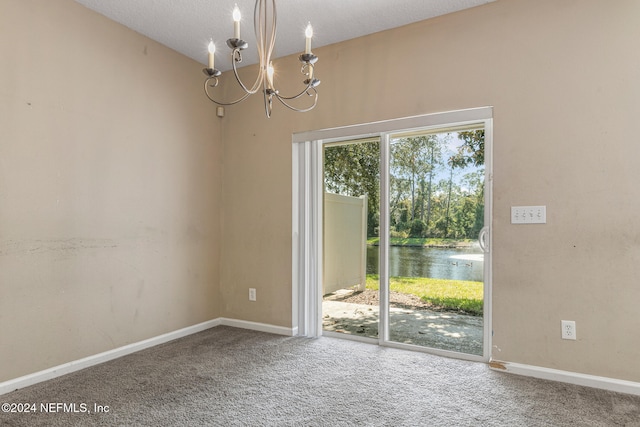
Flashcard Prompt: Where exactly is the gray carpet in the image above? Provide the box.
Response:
[1,326,639,426]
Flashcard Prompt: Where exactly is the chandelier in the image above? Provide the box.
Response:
[202,1,320,118]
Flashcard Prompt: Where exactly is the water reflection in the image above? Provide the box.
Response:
[367,246,483,282]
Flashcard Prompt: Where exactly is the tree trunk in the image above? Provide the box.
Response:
[425,145,434,233]
[410,157,416,221]
[444,165,453,238]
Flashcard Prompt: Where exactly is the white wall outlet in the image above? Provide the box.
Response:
[561,320,576,340]
[249,288,256,301]
[511,206,546,224]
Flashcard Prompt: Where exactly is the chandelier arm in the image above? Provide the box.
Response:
[229,49,263,95]
[254,0,262,60]
[204,78,253,106]
[272,88,318,113]
[255,1,268,68]
[272,81,317,101]
[271,62,319,101]
[255,0,265,97]
[256,1,276,61]
[268,0,277,59]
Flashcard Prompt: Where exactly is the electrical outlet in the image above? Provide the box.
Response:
[561,320,576,340]
[511,206,546,224]
[249,288,256,301]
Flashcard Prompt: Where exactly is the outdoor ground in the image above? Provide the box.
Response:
[334,289,455,311]
[323,289,483,356]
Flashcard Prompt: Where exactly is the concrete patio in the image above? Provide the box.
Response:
[322,300,483,356]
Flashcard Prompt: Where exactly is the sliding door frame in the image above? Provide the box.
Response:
[293,107,493,361]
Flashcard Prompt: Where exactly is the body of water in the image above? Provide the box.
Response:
[366,245,484,282]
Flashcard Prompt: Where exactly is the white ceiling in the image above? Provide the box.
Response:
[74,0,495,71]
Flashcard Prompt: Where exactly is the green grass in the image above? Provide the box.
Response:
[366,237,475,247]
[366,274,483,316]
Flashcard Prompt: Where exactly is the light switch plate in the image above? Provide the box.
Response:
[511,206,546,224]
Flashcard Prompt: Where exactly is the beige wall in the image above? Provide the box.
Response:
[0,0,221,381]
[219,0,640,382]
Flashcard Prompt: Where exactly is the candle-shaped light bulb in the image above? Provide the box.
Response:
[266,62,275,88]
[305,22,313,54]
[233,5,241,39]
[207,40,216,69]
[307,64,314,81]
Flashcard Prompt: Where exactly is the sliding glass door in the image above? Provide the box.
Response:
[296,108,492,361]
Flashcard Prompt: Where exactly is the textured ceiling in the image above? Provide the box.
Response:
[74,0,495,71]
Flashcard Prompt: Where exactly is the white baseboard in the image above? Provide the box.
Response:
[218,317,297,336]
[0,317,296,396]
[491,360,640,396]
[0,319,221,396]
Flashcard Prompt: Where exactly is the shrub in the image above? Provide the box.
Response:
[409,219,426,237]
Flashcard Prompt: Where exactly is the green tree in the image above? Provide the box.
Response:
[390,176,410,227]
[440,130,485,238]
[422,136,445,230]
[442,163,456,238]
[324,130,485,240]
[449,130,485,168]
[461,170,485,238]
[324,140,380,236]
[390,135,443,228]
